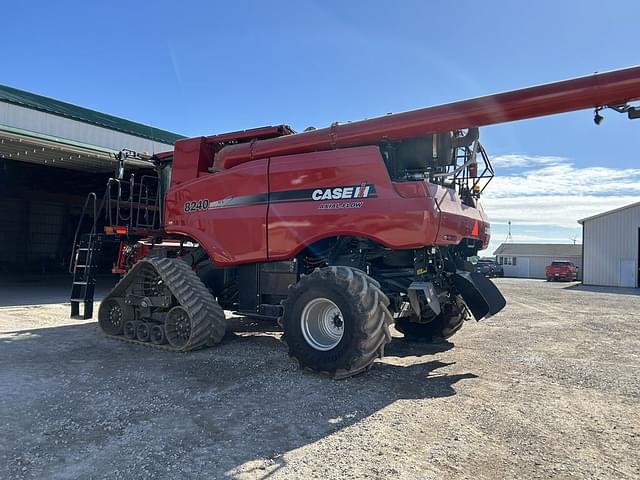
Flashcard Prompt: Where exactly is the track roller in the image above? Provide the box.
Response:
[136,322,151,342]
[150,324,167,345]
[124,320,141,340]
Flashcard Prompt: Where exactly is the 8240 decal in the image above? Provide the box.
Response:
[184,199,209,213]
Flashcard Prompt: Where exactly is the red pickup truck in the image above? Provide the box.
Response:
[545,261,578,282]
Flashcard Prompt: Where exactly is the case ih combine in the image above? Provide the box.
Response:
[70,66,640,378]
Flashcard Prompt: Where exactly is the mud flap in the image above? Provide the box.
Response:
[450,271,506,321]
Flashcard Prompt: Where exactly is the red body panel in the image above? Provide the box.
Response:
[164,146,489,266]
[165,160,269,265]
[172,137,213,186]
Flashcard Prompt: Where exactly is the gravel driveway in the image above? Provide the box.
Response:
[0,278,638,479]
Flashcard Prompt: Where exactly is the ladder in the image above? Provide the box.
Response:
[68,166,161,320]
[69,193,101,320]
[70,233,102,319]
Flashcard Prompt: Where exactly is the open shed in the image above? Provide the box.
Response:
[0,84,182,273]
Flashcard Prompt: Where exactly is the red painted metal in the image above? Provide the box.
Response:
[164,147,489,266]
[171,137,213,186]
[170,126,294,187]
[215,66,640,170]
[165,159,270,265]
[203,125,293,145]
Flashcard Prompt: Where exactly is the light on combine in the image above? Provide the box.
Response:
[594,108,604,125]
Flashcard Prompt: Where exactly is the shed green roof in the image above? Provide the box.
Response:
[0,84,185,145]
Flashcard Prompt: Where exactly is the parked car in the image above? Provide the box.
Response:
[545,261,578,281]
[474,259,504,277]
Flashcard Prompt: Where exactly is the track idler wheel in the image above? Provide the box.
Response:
[98,298,131,336]
[136,322,151,342]
[150,324,167,345]
[124,320,142,340]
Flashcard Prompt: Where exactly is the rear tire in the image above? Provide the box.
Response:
[280,266,393,379]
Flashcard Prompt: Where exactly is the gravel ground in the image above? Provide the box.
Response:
[0,278,638,479]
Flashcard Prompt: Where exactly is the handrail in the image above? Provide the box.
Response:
[69,192,97,273]
[136,174,160,228]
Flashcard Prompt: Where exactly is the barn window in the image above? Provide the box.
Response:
[502,256,517,266]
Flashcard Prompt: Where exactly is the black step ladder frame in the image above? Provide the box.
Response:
[69,167,162,320]
[70,193,100,320]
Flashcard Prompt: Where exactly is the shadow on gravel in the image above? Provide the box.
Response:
[0,320,476,479]
[564,283,640,296]
[0,275,118,307]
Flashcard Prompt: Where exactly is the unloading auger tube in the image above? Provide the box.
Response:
[98,257,226,352]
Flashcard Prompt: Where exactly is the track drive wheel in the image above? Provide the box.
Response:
[280,266,393,379]
[395,296,468,342]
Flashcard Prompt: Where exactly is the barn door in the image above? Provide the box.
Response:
[619,259,635,288]
[516,257,530,278]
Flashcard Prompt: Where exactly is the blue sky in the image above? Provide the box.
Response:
[2,1,639,254]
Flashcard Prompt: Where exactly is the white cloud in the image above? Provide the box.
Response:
[490,154,564,168]
[480,154,640,229]
[482,194,639,228]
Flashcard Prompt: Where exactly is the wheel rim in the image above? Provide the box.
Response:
[300,297,345,351]
[99,299,125,335]
[165,306,192,348]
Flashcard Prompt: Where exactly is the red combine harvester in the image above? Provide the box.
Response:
[70,67,640,378]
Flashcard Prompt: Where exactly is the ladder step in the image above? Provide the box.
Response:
[73,281,89,285]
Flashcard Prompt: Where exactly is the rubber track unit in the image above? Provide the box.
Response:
[281,266,393,379]
[99,257,226,352]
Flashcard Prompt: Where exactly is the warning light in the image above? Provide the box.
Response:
[471,221,479,236]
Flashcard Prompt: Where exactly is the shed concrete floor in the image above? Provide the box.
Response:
[0,278,638,479]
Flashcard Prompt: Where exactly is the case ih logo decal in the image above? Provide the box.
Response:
[183,183,376,213]
[311,183,376,201]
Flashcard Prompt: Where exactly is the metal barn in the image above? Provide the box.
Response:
[0,84,182,274]
[579,202,640,288]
